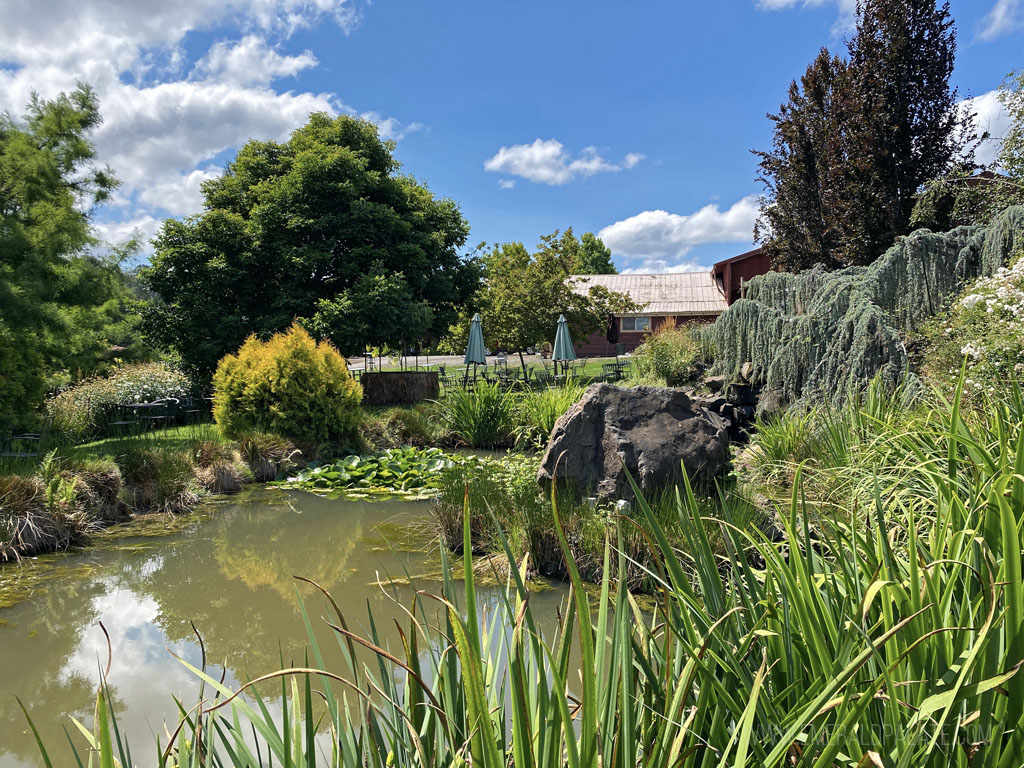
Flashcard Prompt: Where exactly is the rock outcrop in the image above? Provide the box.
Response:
[537,384,730,500]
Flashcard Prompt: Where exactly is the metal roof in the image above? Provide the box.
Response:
[570,272,729,316]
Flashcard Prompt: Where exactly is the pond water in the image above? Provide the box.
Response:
[0,487,568,767]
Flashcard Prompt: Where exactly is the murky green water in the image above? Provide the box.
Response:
[0,488,567,767]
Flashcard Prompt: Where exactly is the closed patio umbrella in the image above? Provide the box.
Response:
[605,313,618,359]
[552,313,576,375]
[464,312,486,383]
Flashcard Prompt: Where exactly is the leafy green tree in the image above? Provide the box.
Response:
[577,232,616,274]
[534,227,617,274]
[302,271,433,355]
[910,70,1024,231]
[1001,69,1024,181]
[835,0,972,264]
[0,84,128,427]
[141,113,479,377]
[482,239,638,371]
[756,0,975,270]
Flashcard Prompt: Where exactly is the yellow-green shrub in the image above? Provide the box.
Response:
[212,324,362,445]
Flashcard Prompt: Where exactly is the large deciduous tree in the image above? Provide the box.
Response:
[141,113,479,377]
[0,84,133,427]
[756,0,974,270]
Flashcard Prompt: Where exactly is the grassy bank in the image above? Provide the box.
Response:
[0,426,299,562]
[29,374,1024,766]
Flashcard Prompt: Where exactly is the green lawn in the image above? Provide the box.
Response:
[68,422,226,461]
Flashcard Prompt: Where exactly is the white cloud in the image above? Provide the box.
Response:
[977,0,1022,41]
[0,0,422,252]
[962,90,1012,166]
[138,166,222,215]
[498,179,516,189]
[598,196,759,270]
[357,112,425,141]
[93,214,165,251]
[193,35,317,86]
[621,261,710,274]
[483,139,644,185]
[755,0,856,32]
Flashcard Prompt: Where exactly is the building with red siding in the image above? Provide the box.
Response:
[711,247,770,305]
[570,247,770,356]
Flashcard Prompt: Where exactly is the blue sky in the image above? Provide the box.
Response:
[1,0,1020,271]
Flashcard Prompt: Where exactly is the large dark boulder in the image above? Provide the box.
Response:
[537,384,730,500]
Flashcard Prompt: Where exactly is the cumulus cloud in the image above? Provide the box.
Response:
[93,215,165,250]
[0,0,421,253]
[962,90,1012,166]
[977,0,1022,41]
[620,261,710,274]
[484,139,644,185]
[598,196,759,271]
[357,111,426,141]
[193,35,317,86]
[497,179,516,189]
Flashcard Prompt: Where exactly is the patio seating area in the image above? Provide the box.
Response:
[101,395,211,437]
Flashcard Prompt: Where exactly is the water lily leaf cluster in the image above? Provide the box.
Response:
[272,447,495,500]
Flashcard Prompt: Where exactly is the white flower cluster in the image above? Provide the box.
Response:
[960,342,982,360]
[941,256,1024,394]
[959,260,1024,319]
[47,363,191,437]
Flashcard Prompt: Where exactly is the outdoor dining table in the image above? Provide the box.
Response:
[122,401,169,426]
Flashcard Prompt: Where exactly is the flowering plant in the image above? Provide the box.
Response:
[920,251,1024,396]
[47,363,190,440]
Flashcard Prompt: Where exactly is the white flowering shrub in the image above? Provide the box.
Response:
[920,251,1024,396]
[47,363,190,440]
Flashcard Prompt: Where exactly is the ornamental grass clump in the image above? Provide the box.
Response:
[212,324,362,447]
[630,322,708,386]
[512,380,586,450]
[235,431,300,481]
[46,362,190,440]
[433,380,515,448]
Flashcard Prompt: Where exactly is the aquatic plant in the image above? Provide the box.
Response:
[708,205,1024,408]
[273,446,493,500]
[433,381,516,448]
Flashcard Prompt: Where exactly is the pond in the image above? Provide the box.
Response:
[0,487,568,767]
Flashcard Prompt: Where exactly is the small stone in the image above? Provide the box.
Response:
[704,375,727,393]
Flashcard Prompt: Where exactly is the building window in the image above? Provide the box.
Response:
[621,316,651,332]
